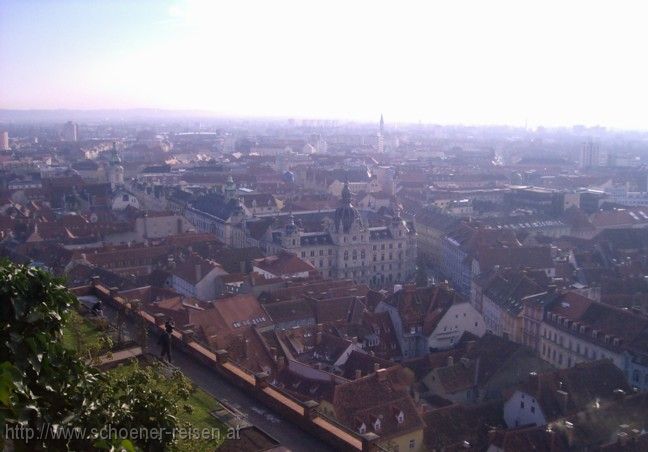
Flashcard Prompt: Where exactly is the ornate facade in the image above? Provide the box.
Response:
[274,182,417,288]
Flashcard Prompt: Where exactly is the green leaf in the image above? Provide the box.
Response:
[118,439,136,452]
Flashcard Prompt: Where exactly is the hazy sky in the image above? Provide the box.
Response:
[1,0,648,128]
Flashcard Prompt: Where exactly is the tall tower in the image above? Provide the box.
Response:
[0,131,8,151]
[62,121,78,142]
[224,175,237,201]
[377,114,385,153]
[108,142,124,190]
[579,141,600,168]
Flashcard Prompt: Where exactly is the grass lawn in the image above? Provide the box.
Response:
[61,309,108,353]
[63,310,228,449]
[108,361,227,450]
[186,386,226,430]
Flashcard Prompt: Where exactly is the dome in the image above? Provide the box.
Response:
[282,170,295,183]
[334,182,361,233]
[285,213,298,235]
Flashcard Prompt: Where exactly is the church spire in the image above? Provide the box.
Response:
[378,114,385,153]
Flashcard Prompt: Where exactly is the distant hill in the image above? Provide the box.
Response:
[0,108,229,123]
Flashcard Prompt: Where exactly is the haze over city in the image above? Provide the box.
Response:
[5,2,648,452]
[2,0,648,128]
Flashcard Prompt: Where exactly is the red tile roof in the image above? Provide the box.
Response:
[253,251,317,278]
[332,366,425,440]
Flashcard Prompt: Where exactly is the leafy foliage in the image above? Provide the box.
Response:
[0,261,195,451]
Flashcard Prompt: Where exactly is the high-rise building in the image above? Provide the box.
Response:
[0,131,9,151]
[377,113,385,153]
[62,121,78,142]
[579,141,600,168]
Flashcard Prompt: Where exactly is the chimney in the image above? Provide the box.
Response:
[374,362,381,372]
[277,356,286,370]
[613,388,626,401]
[355,369,362,379]
[617,432,629,447]
[195,264,202,282]
[316,331,322,345]
[556,389,569,414]
[447,355,454,367]
[270,346,277,360]
[376,368,387,382]
[526,370,536,384]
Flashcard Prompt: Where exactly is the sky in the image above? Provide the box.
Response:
[1,0,648,128]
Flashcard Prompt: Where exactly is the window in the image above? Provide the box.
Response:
[520,401,525,409]
[531,406,535,414]
[409,439,415,449]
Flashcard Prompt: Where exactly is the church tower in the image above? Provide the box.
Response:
[108,142,124,191]
[377,114,385,153]
[224,175,237,201]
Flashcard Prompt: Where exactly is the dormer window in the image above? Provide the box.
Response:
[392,407,405,424]
[355,420,367,434]
[371,417,381,432]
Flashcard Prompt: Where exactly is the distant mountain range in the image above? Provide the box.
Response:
[0,108,235,123]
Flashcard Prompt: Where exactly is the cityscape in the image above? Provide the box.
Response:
[2,1,648,451]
